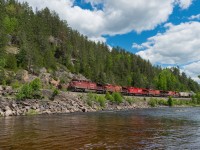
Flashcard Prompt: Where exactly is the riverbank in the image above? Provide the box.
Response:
[0,89,194,117]
[0,91,149,117]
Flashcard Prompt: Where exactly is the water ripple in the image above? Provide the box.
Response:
[0,108,200,149]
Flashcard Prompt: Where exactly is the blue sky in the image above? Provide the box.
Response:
[18,0,200,83]
[106,1,200,53]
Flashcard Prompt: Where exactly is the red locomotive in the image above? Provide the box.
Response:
[122,87,148,96]
[68,79,97,92]
[104,84,122,93]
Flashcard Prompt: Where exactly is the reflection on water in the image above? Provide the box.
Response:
[0,108,200,149]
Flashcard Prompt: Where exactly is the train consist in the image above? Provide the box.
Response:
[68,79,194,98]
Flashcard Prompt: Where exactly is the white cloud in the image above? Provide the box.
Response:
[136,22,200,65]
[176,0,193,9]
[136,21,200,83]
[182,61,200,83]
[189,14,200,20]
[17,0,193,42]
[132,43,144,50]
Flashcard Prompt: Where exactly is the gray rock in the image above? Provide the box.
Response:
[43,110,51,114]
[16,70,29,82]
[5,106,11,111]
[0,85,3,91]
[0,109,4,117]
[39,73,51,85]
[31,104,39,110]
[5,109,13,116]
[25,106,31,110]
[22,102,30,106]
[40,68,47,74]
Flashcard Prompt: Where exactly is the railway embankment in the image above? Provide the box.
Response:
[0,86,193,117]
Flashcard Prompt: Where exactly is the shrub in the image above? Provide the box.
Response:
[25,109,38,115]
[16,83,33,100]
[30,78,42,91]
[52,89,59,97]
[86,93,98,107]
[148,98,157,107]
[157,99,168,106]
[126,97,135,105]
[11,80,21,89]
[112,92,123,104]
[86,99,93,107]
[87,92,97,102]
[168,96,174,106]
[16,79,42,100]
[98,96,106,108]
[105,92,114,102]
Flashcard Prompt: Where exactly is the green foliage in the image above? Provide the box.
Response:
[98,96,106,108]
[0,70,6,85]
[148,98,168,107]
[0,58,6,69]
[157,99,168,106]
[87,93,106,108]
[5,54,17,70]
[86,99,93,107]
[16,78,42,100]
[148,98,158,107]
[112,92,123,104]
[168,96,174,107]
[11,80,21,89]
[16,83,33,100]
[3,16,18,33]
[52,88,59,98]
[105,92,114,102]
[30,78,42,91]
[191,93,200,105]
[87,92,97,102]
[126,97,135,105]
[25,109,38,115]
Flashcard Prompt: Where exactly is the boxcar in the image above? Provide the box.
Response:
[179,92,191,97]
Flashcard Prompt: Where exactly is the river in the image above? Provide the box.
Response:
[0,107,200,149]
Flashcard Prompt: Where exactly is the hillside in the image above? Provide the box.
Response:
[0,0,200,92]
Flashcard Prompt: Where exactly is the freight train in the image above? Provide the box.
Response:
[68,79,195,98]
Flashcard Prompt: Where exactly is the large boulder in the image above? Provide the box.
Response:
[41,89,53,99]
[39,73,51,85]
[16,70,29,82]
[0,85,3,91]
[39,68,47,74]
[4,106,13,117]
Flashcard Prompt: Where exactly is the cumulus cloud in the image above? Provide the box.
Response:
[189,14,200,20]
[136,22,200,65]
[182,61,200,83]
[17,0,193,42]
[176,0,193,9]
[132,43,144,50]
[136,21,200,83]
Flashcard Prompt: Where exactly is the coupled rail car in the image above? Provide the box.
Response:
[68,79,195,98]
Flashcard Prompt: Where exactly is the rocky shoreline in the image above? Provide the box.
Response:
[0,90,150,117]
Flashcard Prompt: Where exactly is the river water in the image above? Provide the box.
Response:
[0,107,200,150]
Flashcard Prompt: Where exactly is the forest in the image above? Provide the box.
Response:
[0,0,199,92]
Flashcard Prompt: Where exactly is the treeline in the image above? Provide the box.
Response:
[0,0,199,92]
